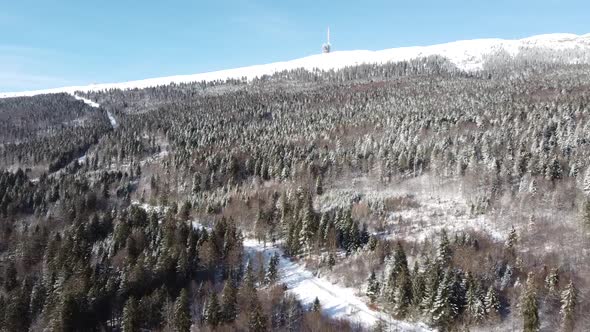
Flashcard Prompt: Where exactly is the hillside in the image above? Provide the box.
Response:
[1,35,590,331]
[2,32,590,98]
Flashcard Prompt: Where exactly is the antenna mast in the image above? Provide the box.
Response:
[322,26,331,53]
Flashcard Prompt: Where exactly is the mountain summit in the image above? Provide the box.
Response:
[2,33,589,97]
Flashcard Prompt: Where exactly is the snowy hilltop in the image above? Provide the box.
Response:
[2,32,590,98]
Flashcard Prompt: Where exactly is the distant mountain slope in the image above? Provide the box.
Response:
[2,32,590,97]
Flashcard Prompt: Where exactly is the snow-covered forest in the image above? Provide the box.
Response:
[1,50,590,331]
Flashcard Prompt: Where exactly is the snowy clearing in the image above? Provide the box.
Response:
[243,238,433,331]
[1,33,589,98]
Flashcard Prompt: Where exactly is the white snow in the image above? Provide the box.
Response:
[243,238,433,331]
[71,92,118,128]
[72,93,100,108]
[1,33,589,98]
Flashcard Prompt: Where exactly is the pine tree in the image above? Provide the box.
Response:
[122,296,139,332]
[521,272,540,332]
[560,280,577,332]
[366,271,380,303]
[311,297,321,312]
[220,280,238,323]
[174,289,191,332]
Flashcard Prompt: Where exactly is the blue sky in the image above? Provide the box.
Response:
[1,0,587,92]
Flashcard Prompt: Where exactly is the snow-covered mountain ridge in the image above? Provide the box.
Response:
[2,32,590,98]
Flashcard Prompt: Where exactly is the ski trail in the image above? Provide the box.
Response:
[71,93,118,128]
[243,239,433,331]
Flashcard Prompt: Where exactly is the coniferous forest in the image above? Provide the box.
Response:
[1,54,590,331]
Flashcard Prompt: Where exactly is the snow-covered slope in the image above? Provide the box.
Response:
[2,33,589,98]
[244,239,432,331]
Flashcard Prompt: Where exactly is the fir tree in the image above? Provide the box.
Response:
[560,280,577,332]
[174,289,191,332]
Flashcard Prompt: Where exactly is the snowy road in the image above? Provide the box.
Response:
[243,239,432,331]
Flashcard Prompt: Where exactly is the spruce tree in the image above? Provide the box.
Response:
[265,253,280,285]
[311,297,321,312]
[466,281,485,323]
[484,285,501,320]
[506,226,518,256]
[521,273,540,332]
[583,167,590,195]
[411,263,426,308]
[583,198,590,227]
[430,269,457,329]
[174,289,191,332]
[366,271,381,303]
[545,268,559,294]
[316,176,324,196]
[560,280,577,332]
[436,231,452,266]
[220,280,238,323]
[122,296,139,332]
[393,269,413,318]
[248,298,268,332]
[204,291,220,327]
